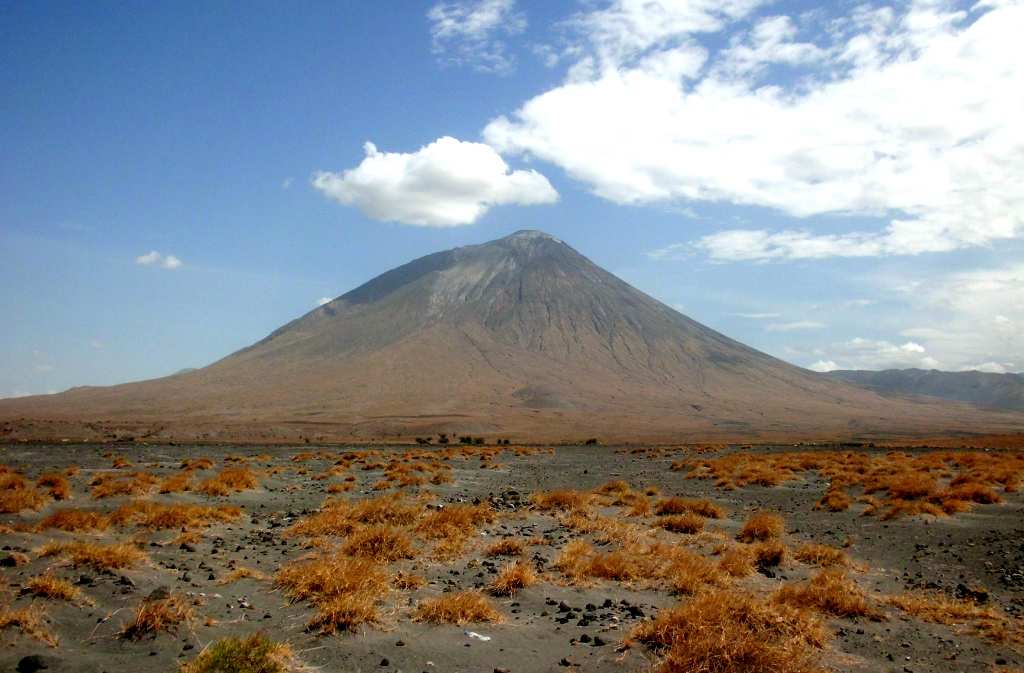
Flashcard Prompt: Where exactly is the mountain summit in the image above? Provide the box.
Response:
[3,231,1022,442]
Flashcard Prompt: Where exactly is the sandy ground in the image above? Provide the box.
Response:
[0,442,1021,673]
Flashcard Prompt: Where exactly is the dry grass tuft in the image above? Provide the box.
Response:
[159,472,192,494]
[655,497,725,519]
[111,501,242,530]
[484,538,525,557]
[659,513,705,534]
[0,602,58,647]
[414,590,503,624]
[774,569,880,619]
[195,466,259,496]
[120,593,193,639]
[717,545,755,577]
[36,508,110,532]
[794,543,849,568]
[39,540,147,569]
[885,590,1023,646]
[275,554,389,634]
[631,589,829,673]
[738,512,784,542]
[90,471,158,499]
[531,489,593,512]
[25,574,86,603]
[219,566,269,584]
[180,633,299,673]
[37,473,71,500]
[341,525,414,563]
[394,571,427,590]
[489,561,538,596]
[0,481,47,513]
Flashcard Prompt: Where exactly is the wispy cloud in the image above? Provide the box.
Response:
[733,312,781,320]
[428,0,526,74]
[317,297,332,306]
[136,251,183,270]
[766,320,826,332]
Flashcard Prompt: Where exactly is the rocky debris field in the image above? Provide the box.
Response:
[0,442,1021,673]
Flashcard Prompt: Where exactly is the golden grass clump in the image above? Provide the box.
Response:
[489,561,538,596]
[414,590,503,624]
[794,543,849,568]
[219,566,269,584]
[0,603,58,647]
[25,574,85,603]
[393,571,427,590]
[655,497,725,519]
[531,489,593,512]
[665,549,724,595]
[90,471,158,499]
[159,472,192,494]
[180,633,299,673]
[0,478,47,513]
[111,501,242,530]
[484,538,524,557]
[415,503,494,539]
[275,554,389,633]
[738,512,784,542]
[341,525,415,563]
[288,494,422,539]
[36,473,71,500]
[120,593,193,639]
[39,540,147,569]
[717,545,755,577]
[659,513,705,534]
[36,508,110,532]
[180,457,214,471]
[885,590,1024,646]
[774,569,880,619]
[631,589,829,673]
[195,466,259,496]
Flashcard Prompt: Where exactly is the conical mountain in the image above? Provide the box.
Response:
[3,230,1022,442]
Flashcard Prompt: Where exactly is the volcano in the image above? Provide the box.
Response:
[3,230,1022,443]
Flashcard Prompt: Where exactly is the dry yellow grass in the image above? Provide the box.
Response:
[25,574,86,603]
[38,540,147,569]
[414,590,503,624]
[341,525,414,562]
[489,561,538,596]
[717,545,755,577]
[36,473,71,500]
[0,603,57,647]
[655,497,725,519]
[393,571,427,590]
[90,471,158,499]
[36,508,110,532]
[195,466,259,496]
[159,472,192,494]
[120,593,193,639]
[738,512,784,542]
[774,569,880,619]
[0,483,47,513]
[275,554,389,633]
[794,543,849,568]
[658,513,705,534]
[219,566,269,584]
[484,538,524,557]
[631,589,829,673]
[886,590,1024,647]
[531,489,593,512]
[111,501,242,530]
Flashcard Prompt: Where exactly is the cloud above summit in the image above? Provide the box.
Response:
[483,0,1024,260]
[312,137,557,227]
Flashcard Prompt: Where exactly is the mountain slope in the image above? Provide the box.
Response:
[825,369,1024,412]
[2,230,1022,443]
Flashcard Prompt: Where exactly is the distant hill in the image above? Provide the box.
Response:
[2,230,1022,443]
[825,369,1024,412]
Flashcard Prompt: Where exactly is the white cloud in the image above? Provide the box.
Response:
[135,251,183,270]
[282,177,294,189]
[733,312,781,319]
[808,359,839,372]
[428,0,526,73]
[808,337,940,370]
[317,297,332,307]
[766,320,826,332]
[312,137,558,227]
[485,0,1024,260]
[90,340,104,350]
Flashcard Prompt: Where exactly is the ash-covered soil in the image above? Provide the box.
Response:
[0,443,1021,673]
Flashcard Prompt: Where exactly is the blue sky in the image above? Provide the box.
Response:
[2,0,1022,398]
